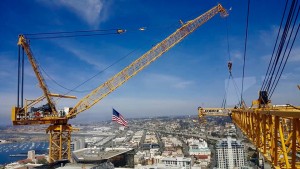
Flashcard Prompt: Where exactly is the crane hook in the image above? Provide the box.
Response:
[228,61,232,73]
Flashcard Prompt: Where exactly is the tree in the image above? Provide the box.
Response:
[37,158,48,164]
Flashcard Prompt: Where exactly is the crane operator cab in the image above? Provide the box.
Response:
[29,103,52,118]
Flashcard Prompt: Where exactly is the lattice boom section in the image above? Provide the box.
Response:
[68,5,227,118]
[232,108,300,169]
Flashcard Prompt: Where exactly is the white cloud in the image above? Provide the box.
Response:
[231,50,242,59]
[57,41,107,70]
[173,81,193,89]
[280,72,298,80]
[259,25,279,46]
[60,0,104,26]
[258,26,300,63]
[260,54,271,62]
[144,73,194,89]
[288,47,300,62]
[42,0,107,27]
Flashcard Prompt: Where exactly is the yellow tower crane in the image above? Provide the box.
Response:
[12,4,228,163]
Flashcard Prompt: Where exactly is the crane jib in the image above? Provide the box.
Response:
[67,4,228,118]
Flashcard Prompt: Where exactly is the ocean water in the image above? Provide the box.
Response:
[0,141,48,165]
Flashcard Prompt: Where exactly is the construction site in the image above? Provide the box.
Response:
[0,0,300,169]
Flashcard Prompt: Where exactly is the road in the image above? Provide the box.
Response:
[146,129,220,141]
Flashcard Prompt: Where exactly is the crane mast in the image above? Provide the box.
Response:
[12,4,228,163]
[18,35,57,114]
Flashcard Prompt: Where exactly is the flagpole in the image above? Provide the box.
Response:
[111,107,115,150]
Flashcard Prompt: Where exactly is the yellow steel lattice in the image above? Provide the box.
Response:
[232,107,300,169]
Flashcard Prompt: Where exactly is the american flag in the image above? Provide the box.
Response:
[112,108,127,126]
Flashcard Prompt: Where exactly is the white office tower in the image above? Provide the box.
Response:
[71,137,85,151]
[27,150,35,160]
[216,137,246,169]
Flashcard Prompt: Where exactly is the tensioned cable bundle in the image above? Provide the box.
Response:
[261,0,300,98]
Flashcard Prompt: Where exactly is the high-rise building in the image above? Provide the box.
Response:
[79,137,85,149]
[71,138,85,151]
[216,137,246,169]
[70,141,79,151]
[27,150,35,160]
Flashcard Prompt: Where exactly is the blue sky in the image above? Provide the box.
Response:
[1,0,299,125]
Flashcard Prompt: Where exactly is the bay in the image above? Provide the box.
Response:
[0,141,48,165]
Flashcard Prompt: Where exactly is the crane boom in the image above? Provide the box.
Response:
[67,4,228,118]
[17,35,57,114]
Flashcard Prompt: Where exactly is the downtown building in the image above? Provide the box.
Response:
[216,137,246,169]
[135,156,192,169]
[70,137,85,152]
[187,138,211,167]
